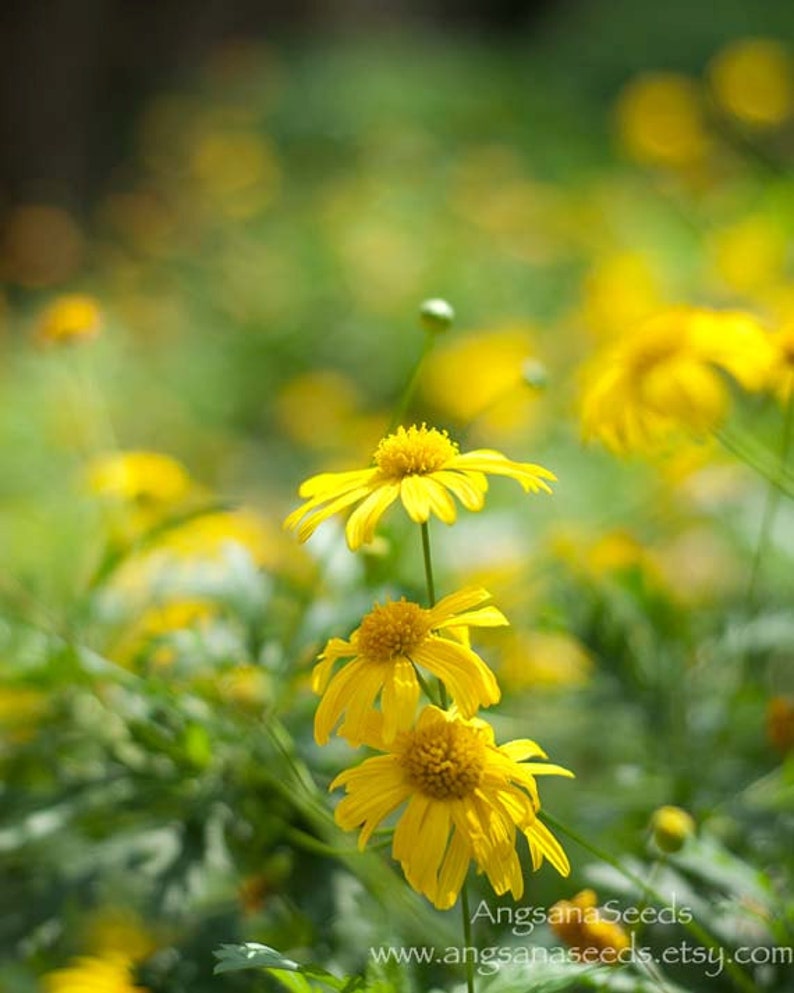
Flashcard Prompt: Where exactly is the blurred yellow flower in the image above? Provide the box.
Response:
[87,451,192,508]
[111,598,218,668]
[161,508,273,565]
[710,215,788,295]
[82,907,156,965]
[581,307,776,452]
[709,38,794,128]
[42,956,148,993]
[313,587,505,745]
[331,705,572,909]
[581,252,664,340]
[35,294,102,345]
[285,423,555,550]
[550,889,630,963]
[420,327,543,438]
[498,630,593,692]
[190,131,281,218]
[615,72,709,168]
[275,370,361,449]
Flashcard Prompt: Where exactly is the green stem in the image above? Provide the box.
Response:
[420,522,437,608]
[540,811,756,993]
[714,426,794,498]
[460,879,476,993]
[412,664,443,707]
[420,521,448,707]
[746,392,794,609]
[388,333,435,434]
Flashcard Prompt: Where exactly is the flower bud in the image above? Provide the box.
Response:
[522,357,549,390]
[419,298,454,334]
[650,805,696,853]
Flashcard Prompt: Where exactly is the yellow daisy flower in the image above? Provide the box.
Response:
[581,307,776,453]
[42,955,148,993]
[35,294,102,346]
[284,423,555,550]
[331,705,572,910]
[313,587,506,745]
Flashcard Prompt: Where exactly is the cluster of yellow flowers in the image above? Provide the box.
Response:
[615,37,794,172]
[285,423,573,910]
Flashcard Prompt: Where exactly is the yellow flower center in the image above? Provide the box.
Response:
[401,719,486,800]
[374,425,458,479]
[356,600,431,662]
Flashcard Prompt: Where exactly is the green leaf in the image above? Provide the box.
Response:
[212,943,359,990]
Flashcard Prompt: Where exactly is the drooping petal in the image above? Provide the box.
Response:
[436,605,509,629]
[449,451,556,493]
[297,468,379,499]
[312,637,355,693]
[314,659,383,745]
[286,483,378,542]
[411,639,500,714]
[344,481,401,549]
[331,755,411,847]
[498,738,549,762]
[398,800,451,904]
[380,658,420,743]
[428,586,493,623]
[336,663,392,746]
[399,475,435,523]
[525,817,571,876]
[430,469,488,511]
[436,820,472,910]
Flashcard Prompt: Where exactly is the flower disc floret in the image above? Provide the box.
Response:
[284,422,555,550]
[374,426,459,478]
[356,600,431,662]
[401,719,486,800]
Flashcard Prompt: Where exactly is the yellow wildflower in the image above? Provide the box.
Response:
[110,598,217,668]
[709,38,794,128]
[285,423,555,550]
[497,630,593,692]
[42,955,148,993]
[581,252,664,341]
[35,294,101,345]
[581,307,776,452]
[614,72,709,168]
[420,327,541,436]
[550,889,630,964]
[87,451,192,508]
[710,215,787,295]
[331,705,572,909]
[313,587,506,745]
[82,907,156,964]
